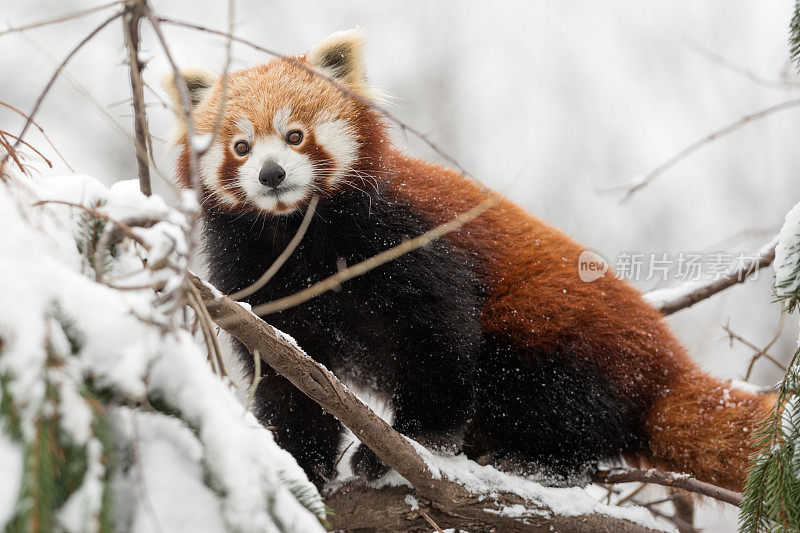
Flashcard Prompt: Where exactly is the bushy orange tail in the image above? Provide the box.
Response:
[644,370,774,491]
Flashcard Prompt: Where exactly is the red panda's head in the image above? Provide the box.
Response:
[162,28,386,214]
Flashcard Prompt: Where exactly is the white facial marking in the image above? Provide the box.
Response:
[233,117,255,142]
[229,110,360,214]
[315,114,359,184]
[272,106,293,135]
[236,134,315,212]
[199,143,239,206]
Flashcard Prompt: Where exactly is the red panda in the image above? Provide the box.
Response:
[163,28,773,491]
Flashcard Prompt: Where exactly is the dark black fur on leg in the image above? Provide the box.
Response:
[350,443,389,480]
[233,340,342,488]
[203,185,484,483]
[465,334,646,484]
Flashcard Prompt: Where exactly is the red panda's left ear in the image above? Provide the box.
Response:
[307,28,369,95]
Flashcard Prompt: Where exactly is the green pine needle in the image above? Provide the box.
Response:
[791,1,800,73]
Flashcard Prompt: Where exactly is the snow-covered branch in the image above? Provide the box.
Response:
[645,237,777,315]
[188,272,669,532]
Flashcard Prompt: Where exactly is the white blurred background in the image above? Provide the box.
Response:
[3,1,799,529]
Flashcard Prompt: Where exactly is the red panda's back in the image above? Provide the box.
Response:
[385,148,772,490]
[385,149,691,400]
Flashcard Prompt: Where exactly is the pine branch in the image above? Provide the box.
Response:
[791,0,800,72]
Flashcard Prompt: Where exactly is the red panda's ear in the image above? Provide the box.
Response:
[159,67,220,115]
[307,28,369,95]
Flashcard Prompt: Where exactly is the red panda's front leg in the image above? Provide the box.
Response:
[350,340,477,480]
[250,363,343,488]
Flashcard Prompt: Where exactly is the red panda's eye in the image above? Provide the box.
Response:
[233,140,250,156]
[286,130,303,145]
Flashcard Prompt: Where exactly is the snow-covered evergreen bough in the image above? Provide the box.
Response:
[164,29,772,491]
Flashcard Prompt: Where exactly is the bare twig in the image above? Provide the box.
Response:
[638,502,694,533]
[154,16,480,185]
[609,98,800,202]
[615,483,648,506]
[743,312,786,380]
[723,320,787,373]
[31,199,149,248]
[685,39,800,91]
[187,280,228,378]
[247,196,498,316]
[1,10,122,172]
[244,350,261,413]
[645,237,777,315]
[0,134,27,176]
[187,286,221,375]
[0,131,52,167]
[418,509,444,533]
[0,0,121,37]
[229,195,319,300]
[0,101,73,170]
[334,440,354,468]
[142,5,206,297]
[142,9,201,198]
[123,0,152,196]
[198,0,236,156]
[594,468,743,507]
[20,34,175,192]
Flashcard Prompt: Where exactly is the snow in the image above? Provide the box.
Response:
[404,494,419,511]
[110,409,227,533]
[57,438,106,533]
[383,445,672,531]
[0,172,325,532]
[484,503,548,519]
[0,432,22,530]
[644,236,779,309]
[643,281,704,309]
[729,379,768,394]
[774,201,800,301]
[272,326,306,355]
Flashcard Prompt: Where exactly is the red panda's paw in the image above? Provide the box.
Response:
[350,443,390,480]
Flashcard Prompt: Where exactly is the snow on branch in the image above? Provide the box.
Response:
[645,237,777,316]
[188,271,673,533]
[0,174,326,532]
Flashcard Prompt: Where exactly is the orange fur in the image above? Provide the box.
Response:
[167,32,774,491]
[381,151,771,491]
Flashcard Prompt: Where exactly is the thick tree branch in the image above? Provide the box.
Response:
[187,271,663,532]
[325,483,659,533]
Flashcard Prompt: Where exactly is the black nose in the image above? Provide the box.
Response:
[258,162,286,188]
